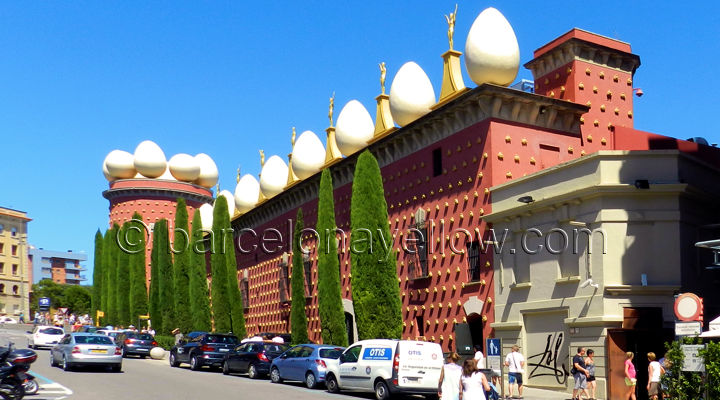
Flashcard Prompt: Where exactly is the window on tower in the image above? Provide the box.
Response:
[432,148,442,177]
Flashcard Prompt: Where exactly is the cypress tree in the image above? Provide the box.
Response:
[101,228,112,326]
[149,220,163,334]
[189,209,211,332]
[116,222,131,326]
[290,208,309,345]
[173,199,193,333]
[317,169,348,346]
[107,223,120,326]
[92,230,103,322]
[350,150,402,340]
[157,218,176,335]
[225,224,246,338]
[128,213,148,325]
[209,197,231,332]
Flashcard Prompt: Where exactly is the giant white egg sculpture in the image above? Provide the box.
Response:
[133,140,167,178]
[464,7,520,86]
[194,153,219,188]
[389,62,436,127]
[234,174,260,213]
[169,153,201,182]
[149,347,165,360]
[259,155,288,198]
[335,100,374,156]
[218,190,236,217]
[102,161,116,181]
[292,130,325,179]
[104,150,136,179]
[158,166,177,181]
[199,203,214,231]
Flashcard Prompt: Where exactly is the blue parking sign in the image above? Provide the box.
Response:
[486,338,500,357]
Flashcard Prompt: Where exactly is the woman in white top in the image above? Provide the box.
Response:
[438,352,463,400]
[459,359,490,400]
[646,352,665,400]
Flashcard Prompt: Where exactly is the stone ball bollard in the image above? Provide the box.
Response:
[150,347,166,360]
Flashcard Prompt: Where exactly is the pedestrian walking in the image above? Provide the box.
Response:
[172,328,184,345]
[459,359,490,400]
[474,344,486,369]
[438,352,462,400]
[584,349,597,400]
[572,347,589,400]
[624,352,637,400]
[504,345,525,399]
[647,352,665,400]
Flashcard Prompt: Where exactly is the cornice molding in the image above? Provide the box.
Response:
[102,187,213,205]
[525,37,641,78]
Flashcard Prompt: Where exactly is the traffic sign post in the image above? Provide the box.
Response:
[38,297,51,312]
[675,321,702,337]
[681,344,705,372]
[486,338,502,399]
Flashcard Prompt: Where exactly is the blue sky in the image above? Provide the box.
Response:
[1,1,718,284]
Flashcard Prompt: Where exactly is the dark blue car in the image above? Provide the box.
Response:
[269,344,345,389]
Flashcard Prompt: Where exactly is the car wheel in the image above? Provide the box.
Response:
[270,367,282,383]
[62,355,72,372]
[140,355,147,359]
[50,353,56,367]
[169,352,179,368]
[247,364,258,379]
[305,372,316,389]
[326,374,340,393]
[374,380,390,400]
[222,361,230,375]
[190,355,201,371]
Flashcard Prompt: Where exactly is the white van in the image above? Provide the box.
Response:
[325,339,443,400]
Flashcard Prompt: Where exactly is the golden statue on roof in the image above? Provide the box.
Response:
[379,62,387,94]
[236,167,241,183]
[291,127,296,147]
[215,183,220,196]
[328,92,335,127]
[259,150,265,167]
[445,4,458,50]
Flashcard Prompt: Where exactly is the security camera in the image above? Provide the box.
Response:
[580,279,599,289]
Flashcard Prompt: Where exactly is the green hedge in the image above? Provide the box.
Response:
[154,335,175,350]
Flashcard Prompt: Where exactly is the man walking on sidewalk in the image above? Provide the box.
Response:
[504,345,525,399]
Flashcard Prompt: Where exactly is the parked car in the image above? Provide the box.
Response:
[169,332,238,370]
[0,317,17,324]
[50,333,122,372]
[222,341,289,378]
[270,344,345,388]
[29,326,64,349]
[96,330,124,343]
[324,339,444,400]
[115,331,157,358]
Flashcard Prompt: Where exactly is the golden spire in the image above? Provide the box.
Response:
[379,62,387,95]
[328,92,335,128]
[215,182,220,197]
[432,4,469,109]
[259,150,265,167]
[291,127,296,147]
[286,153,299,187]
[236,166,241,184]
[445,4,458,51]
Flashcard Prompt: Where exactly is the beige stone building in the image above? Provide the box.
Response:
[0,207,31,320]
[484,150,720,399]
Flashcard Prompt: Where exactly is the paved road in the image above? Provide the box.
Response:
[0,325,377,400]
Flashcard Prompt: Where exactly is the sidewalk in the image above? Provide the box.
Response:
[509,386,575,400]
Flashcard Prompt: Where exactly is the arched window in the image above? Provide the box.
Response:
[12,285,18,295]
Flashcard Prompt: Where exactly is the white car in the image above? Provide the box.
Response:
[0,317,17,324]
[29,326,65,349]
[96,330,124,343]
[325,339,444,400]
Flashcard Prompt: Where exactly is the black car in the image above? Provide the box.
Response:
[222,341,288,379]
[169,332,238,371]
[115,332,157,358]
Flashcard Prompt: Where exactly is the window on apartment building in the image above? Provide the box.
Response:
[408,227,428,279]
[0,243,3,253]
[415,315,425,337]
[0,263,3,274]
[0,224,4,234]
[10,227,17,237]
[0,284,4,293]
[11,245,17,256]
[432,148,443,177]
[11,265,17,275]
[12,285,18,295]
[467,242,481,282]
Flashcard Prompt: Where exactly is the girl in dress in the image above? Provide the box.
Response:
[438,352,463,400]
[624,352,637,400]
[459,359,490,400]
[585,349,596,400]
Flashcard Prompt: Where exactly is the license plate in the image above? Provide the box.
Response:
[91,349,106,354]
[219,348,229,352]
[136,348,148,352]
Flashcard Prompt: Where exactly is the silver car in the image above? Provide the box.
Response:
[50,333,122,372]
